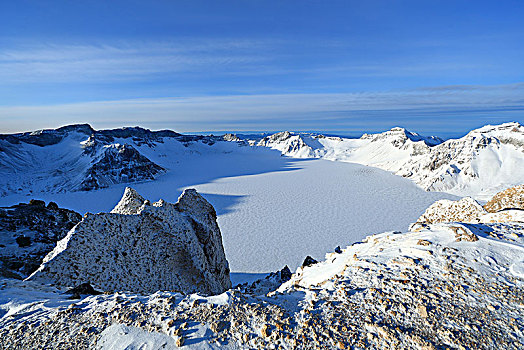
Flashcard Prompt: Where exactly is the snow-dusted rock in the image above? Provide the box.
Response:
[479,209,524,223]
[222,133,241,142]
[397,122,524,198]
[414,185,524,226]
[414,197,487,224]
[28,188,231,295]
[256,131,320,158]
[3,215,524,349]
[79,143,165,191]
[0,200,81,279]
[484,184,524,213]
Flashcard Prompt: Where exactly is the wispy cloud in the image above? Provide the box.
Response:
[1,83,522,136]
[0,38,506,86]
[0,40,272,83]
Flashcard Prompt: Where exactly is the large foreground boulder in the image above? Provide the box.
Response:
[28,188,231,295]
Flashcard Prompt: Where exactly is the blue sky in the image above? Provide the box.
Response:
[1,0,523,137]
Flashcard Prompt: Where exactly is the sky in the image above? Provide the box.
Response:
[1,0,523,137]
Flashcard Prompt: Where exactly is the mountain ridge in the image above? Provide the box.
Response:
[0,122,522,199]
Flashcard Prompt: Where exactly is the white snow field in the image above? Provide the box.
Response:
[0,143,457,272]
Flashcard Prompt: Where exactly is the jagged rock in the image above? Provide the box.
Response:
[484,185,524,213]
[79,144,165,191]
[415,197,487,224]
[302,256,318,268]
[222,133,241,142]
[0,201,82,279]
[280,265,292,281]
[66,283,103,299]
[237,265,293,295]
[29,199,46,207]
[28,188,231,295]
[257,132,319,158]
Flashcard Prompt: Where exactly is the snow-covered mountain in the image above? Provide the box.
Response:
[0,124,238,196]
[254,122,524,199]
[0,122,522,199]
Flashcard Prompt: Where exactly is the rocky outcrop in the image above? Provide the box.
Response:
[236,266,292,295]
[484,184,524,213]
[0,200,82,279]
[414,185,524,226]
[415,197,487,224]
[479,209,524,223]
[28,188,231,295]
[79,144,165,191]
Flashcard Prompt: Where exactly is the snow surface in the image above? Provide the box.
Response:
[98,323,234,350]
[0,151,456,272]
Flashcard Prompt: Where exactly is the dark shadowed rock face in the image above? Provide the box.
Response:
[0,201,82,279]
[79,144,165,191]
[29,188,232,295]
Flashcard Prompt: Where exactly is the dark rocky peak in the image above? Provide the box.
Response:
[174,134,233,147]
[0,124,183,148]
[79,144,165,191]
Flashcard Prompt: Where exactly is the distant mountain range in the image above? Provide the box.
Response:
[1,122,522,199]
